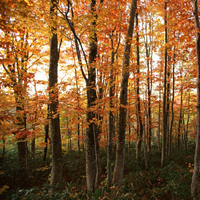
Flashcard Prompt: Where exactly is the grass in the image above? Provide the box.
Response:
[0,141,195,200]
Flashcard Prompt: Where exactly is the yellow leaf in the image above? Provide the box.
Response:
[0,185,9,194]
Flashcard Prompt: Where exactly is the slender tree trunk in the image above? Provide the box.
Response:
[168,46,175,156]
[43,123,49,161]
[191,1,200,199]
[161,1,168,169]
[107,35,116,187]
[31,138,35,159]
[31,115,36,159]
[158,65,162,152]
[75,68,81,154]
[177,70,183,150]
[0,137,5,168]
[146,41,151,154]
[166,56,170,154]
[113,0,137,187]
[49,0,62,193]
[185,92,190,150]
[136,11,143,161]
[143,103,148,170]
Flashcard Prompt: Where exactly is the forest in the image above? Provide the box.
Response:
[0,0,200,199]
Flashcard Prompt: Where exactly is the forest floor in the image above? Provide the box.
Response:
[0,142,195,200]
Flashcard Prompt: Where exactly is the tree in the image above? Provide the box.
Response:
[49,0,62,194]
[191,0,200,199]
[112,0,137,187]
[161,1,168,169]
[0,0,46,175]
[135,10,144,161]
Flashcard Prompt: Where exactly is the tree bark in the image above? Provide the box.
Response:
[85,0,102,192]
[158,65,162,152]
[75,68,81,154]
[113,0,137,187]
[185,92,190,150]
[107,32,117,187]
[191,0,200,199]
[177,70,183,150]
[49,0,62,194]
[161,1,168,169]
[135,11,143,161]
[168,46,175,156]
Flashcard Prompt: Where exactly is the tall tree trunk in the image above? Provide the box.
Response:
[166,56,170,154]
[31,115,36,159]
[158,65,162,152]
[191,0,200,199]
[161,1,168,169]
[49,0,62,194]
[75,68,80,154]
[43,124,49,161]
[66,0,103,191]
[177,70,183,150]
[107,33,116,187]
[145,36,151,154]
[85,0,101,192]
[136,11,143,161]
[44,104,50,161]
[15,101,29,176]
[143,101,148,170]
[113,0,137,187]
[168,46,175,156]
[185,92,190,150]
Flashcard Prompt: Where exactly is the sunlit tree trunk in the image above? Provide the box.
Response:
[113,0,137,187]
[49,0,62,194]
[168,46,175,156]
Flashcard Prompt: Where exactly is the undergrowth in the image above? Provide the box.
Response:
[0,143,195,200]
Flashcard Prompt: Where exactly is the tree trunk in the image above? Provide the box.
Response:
[49,0,62,194]
[43,104,50,161]
[75,68,81,154]
[166,56,170,154]
[107,33,116,187]
[177,70,183,150]
[15,103,29,176]
[185,92,190,150]
[17,140,28,169]
[85,0,102,192]
[135,11,143,161]
[158,65,162,152]
[143,104,148,170]
[161,1,168,169]
[191,1,200,199]
[113,0,137,187]
[168,46,175,156]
